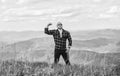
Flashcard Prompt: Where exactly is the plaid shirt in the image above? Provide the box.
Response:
[44,28,72,50]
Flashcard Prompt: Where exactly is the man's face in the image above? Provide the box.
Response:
[57,23,63,30]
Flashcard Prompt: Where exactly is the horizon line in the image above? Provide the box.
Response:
[0,28,120,32]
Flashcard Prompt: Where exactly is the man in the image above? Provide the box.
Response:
[44,22,72,65]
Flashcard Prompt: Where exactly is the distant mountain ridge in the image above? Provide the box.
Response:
[0,31,45,43]
[0,29,120,43]
[0,29,120,65]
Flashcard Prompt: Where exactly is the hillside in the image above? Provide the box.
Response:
[70,50,120,65]
[0,60,119,76]
[73,37,113,48]
[0,37,120,66]
[0,29,120,65]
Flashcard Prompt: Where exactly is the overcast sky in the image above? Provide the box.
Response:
[0,0,120,31]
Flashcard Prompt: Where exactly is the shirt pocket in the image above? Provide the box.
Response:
[53,32,60,37]
[62,33,68,38]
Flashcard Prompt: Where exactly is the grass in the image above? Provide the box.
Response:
[0,60,120,76]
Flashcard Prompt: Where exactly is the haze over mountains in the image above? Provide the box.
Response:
[0,31,44,43]
[0,29,120,65]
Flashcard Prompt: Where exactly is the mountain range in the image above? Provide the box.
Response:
[0,29,120,66]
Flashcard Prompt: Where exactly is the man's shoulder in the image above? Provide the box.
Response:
[63,29,70,33]
[49,29,57,31]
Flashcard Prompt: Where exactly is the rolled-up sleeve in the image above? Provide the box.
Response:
[68,32,72,46]
[44,28,54,35]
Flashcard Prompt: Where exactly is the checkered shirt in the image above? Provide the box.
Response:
[44,28,72,50]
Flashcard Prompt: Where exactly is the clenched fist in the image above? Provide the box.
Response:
[47,23,52,28]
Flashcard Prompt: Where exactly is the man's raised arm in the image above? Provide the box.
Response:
[44,23,54,35]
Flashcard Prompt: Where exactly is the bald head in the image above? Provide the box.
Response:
[57,22,63,30]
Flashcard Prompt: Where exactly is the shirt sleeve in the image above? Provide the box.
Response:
[68,32,72,46]
[44,28,55,35]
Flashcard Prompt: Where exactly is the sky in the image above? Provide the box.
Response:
[0,0,120,31]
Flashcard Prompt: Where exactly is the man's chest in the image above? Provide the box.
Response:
[53,31,68,38]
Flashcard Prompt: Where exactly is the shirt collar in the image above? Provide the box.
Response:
[57,29,63,32]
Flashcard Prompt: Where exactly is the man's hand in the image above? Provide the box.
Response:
[47,23,52,28]
[66,46,71,53]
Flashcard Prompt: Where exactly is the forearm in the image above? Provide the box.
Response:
[44,27,54,35]
[68,40,72,46]
[68,37,72,50]
[68,34,72,47]
[66,40,72,53]
[44,27,49,34]
[68,41,72,49]
[45,23,51,33]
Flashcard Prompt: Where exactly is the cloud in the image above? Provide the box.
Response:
[93,0,102,2]
[88,12,117,19]
[107,6,120,13]
[96,6,120,19]
[98,14,115,18]
[0,0,120,22]
[0,0,120,31]
[0,5,82,22]
[17,0,27,4]
[51,13,74,18]
[1,0,6,3]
